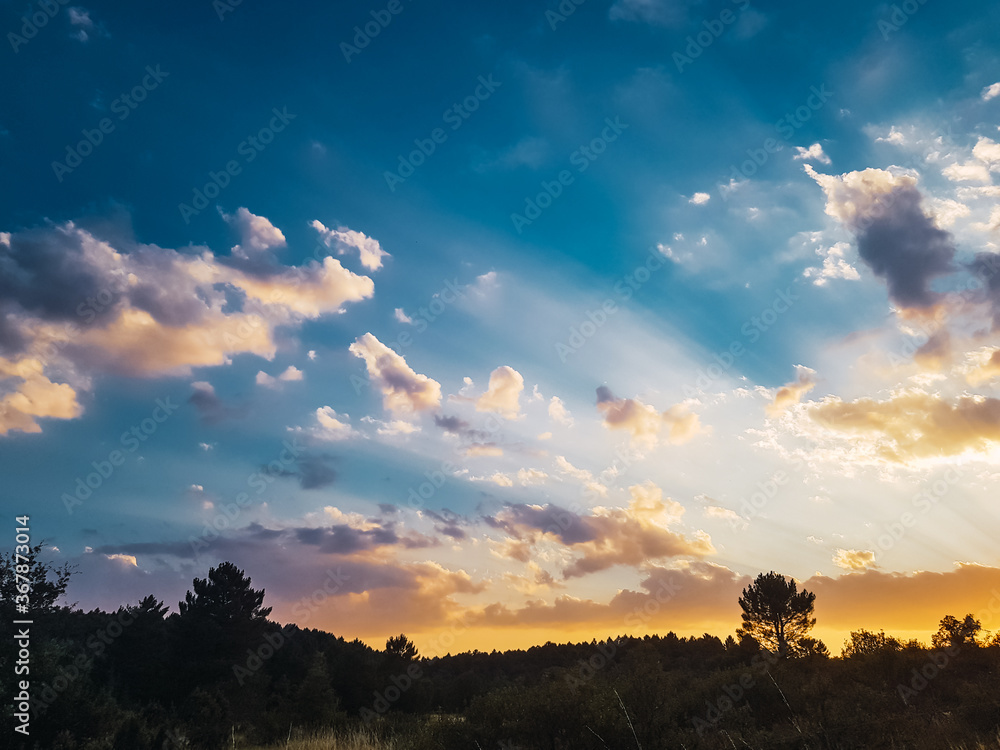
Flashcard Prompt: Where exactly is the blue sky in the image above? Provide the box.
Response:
[4,0,1000,652]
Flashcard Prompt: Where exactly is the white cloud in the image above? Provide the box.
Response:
[475,270,498,289]
[554,456,607,497]
[394,308,414,324]
[688,192,711,205]
[470,472,513,487]
[875,126,905,145]
[548,396,573,426]
[311,220,389,271]
[361,416,421,436]
[973,136,1000,167]
[802,241,860,285]
[981,82,1000,101]
[293,406,353,442]
[516,468,549,485]
[703,505,746,529]
[942,161,992,183]
[223,207,286,258]
[929,198,971,228]
[793,143,831,164]
[256,365,304,388]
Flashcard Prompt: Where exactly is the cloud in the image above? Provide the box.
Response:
[595,387,704,447]
[349,333,442,415]
[465,444,503,457]
[703,505,746,529]
[973,137,1000,168]
[68,7,93,27]
[981,82,1000,101]
[806,166,956,309]
[434,414,470,435]
[311,220,389,271]
[476,366,524,419]
[291,406,354,442]
[0,357,81,435]
[554,455,607,497]
[794,143,831,164]
[767,365,817,416]
[487,482,712,579]
[0,216,377,434]
[361,416,420,436]
[969,252,1000,327]
[105,553,138,566]
[223,207,286,270]
[688,192,711,205]
[964,347,1000,385]
[548,396,573,426]
[942,162,992,183]
[289,455,337,489]
[256,365,304,388]
[913,329,951,370]
[875,126,906,145]
[471,562,743,631]
[802,241,860,285]
[470,472,514,487]
[832,549,878,572]
[516,468,548,485]
[929,198,972,228]
[68,6,96,41]
[394,308,413,324]
[805,563,1000,635]
[188,381,247,424]
[806,389,1000,463]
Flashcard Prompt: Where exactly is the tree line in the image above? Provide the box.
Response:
[2,548,999,749]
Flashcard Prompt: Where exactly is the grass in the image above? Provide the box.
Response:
[243,728,393,750]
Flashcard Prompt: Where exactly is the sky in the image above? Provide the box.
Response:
[3,0,1000,656]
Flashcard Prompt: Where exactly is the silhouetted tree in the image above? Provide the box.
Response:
[385,633,419,662]
[178,561,272,623]
[0,542,73,620]
[932,614,981,649]
[736,571,817,656]
[843,629,903,658]
[175,562,273,689]
[108,595,171,702]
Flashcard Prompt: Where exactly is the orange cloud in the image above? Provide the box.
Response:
[831,549,878,572]
[475,365,524,419]
[964,347,1000,385]
[596,386,704,447]
[0,357,82,434]
[488,482,713,579]
[807,389,1000,463]
[767,365,817,416]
